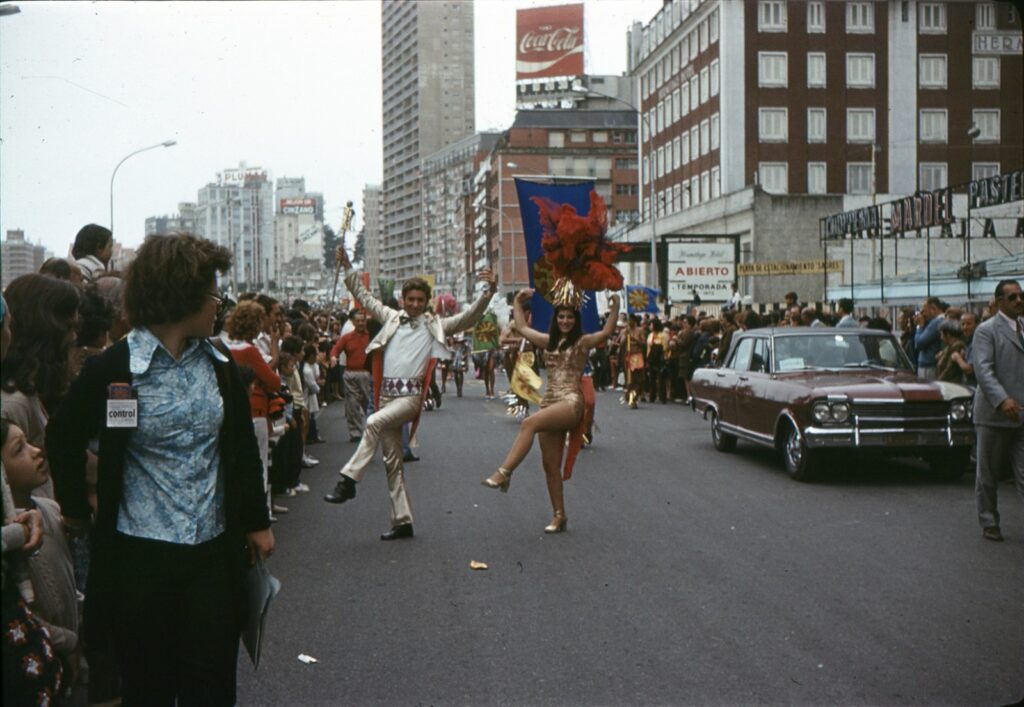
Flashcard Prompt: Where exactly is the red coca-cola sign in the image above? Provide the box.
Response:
[516,4,585,80]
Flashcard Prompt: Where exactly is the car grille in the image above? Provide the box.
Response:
[852,402,950,429]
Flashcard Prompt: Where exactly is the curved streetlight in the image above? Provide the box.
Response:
[109,139,177,235]
[570,86,657,290]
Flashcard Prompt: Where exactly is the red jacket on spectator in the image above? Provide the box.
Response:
[228,343,280,418]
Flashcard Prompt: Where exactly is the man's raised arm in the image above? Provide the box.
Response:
[442,268,498,334]
[338,246,393,323]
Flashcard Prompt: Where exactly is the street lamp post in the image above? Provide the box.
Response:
[109,139,177,235]
[571,86,657,290]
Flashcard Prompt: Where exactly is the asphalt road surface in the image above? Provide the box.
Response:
[238,378,1023,707]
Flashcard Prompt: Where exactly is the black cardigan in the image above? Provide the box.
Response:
[46,338,270,637]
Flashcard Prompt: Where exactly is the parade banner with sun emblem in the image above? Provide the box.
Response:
[513,178,601,333]
[626,285,661,314]
[472,311,500,353]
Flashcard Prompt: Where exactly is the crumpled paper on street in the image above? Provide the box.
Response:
[298,654,318,664]
[469,560,489,571]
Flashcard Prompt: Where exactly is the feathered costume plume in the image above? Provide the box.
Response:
[530,190,630,307]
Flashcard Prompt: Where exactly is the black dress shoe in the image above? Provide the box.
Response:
[402,451,420,462]
[380,523,414,541]
[324,476,357,504]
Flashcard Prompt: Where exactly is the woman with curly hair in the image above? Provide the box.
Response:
[482,289,620,533]
[1,274,81,499]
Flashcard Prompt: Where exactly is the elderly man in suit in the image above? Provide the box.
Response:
[324,246,498,540]
[971,279,1024,542]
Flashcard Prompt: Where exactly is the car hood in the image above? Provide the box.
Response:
[775,371,973,401]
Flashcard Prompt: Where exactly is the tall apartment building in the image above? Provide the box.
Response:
[361,185,383,278]
[422,132,500,299]
[195,165,275,292]
[145,202,197,237]
[380,0,475,281]
[273,177,325,294]
[628,0,1022,304]
[1,229,48,289]
[472,109,640,292]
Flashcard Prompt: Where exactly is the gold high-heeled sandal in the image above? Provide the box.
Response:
[544,510,567,533]
[481,467,512,493]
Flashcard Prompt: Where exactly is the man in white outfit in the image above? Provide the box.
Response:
[324,247,498,540]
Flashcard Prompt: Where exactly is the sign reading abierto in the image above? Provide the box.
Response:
[738,260,844,277]
[667,242,735,302]
[516,4,585,80]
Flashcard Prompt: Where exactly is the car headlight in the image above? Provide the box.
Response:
[950,400,969,421]
[812,402,832,424]
[831,402,850,423]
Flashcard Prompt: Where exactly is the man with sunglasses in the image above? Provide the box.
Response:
[971,279,1024,542]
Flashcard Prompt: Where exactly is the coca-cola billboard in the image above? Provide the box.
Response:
[516,4,584,80]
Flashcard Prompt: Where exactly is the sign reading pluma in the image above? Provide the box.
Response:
[516,3,584,80]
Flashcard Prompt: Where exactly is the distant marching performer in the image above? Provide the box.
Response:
[324,244,498,540]
[482,191,626,533]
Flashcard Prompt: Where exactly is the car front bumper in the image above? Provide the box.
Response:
[803,425,974,450]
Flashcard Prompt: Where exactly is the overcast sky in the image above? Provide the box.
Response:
[0,0,659,256]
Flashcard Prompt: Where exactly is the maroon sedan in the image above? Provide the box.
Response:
[689,328,975,481]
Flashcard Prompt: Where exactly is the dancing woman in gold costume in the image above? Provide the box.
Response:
[482,288,620,532]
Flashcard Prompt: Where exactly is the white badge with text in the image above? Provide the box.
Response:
[106,399,138,428]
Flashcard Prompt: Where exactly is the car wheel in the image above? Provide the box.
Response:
[929,450,970,481]
[782,424,818,481]
[711,410,737,452]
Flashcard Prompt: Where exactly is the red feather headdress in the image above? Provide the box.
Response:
[530,190,630,307]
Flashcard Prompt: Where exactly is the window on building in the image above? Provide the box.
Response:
[759,108,788,142]
[973,56,1000,88]
[758,0,787,31]
[680,35,690,67]
[674,88,682,121]
[847,109,875,143]
[919,163,947,190]
[710,9,720,43]
[682,131,691,164]
[656,102,664,133]
[571,131,588,144]
[700,17,709,51]
[701,171,711,201]
[657,147,665,178]
[689,29,698,60]
[847,163,873,194]
[919,109,948,143]
[759,52,788,87]
[846,2,874,32]
[711,166,721,198]
[807,108,827,142]
[919,54,947,88]
[700,119,711,155]
[759,163,789,194]
[690,75,700,110]
[671,184,681,213]
[846,53,875,87]
[976,2,996,29]
[673,137,681,170]
[919,3,946,33]
[972,109,1000,142]
[690,126,700,161]
[682,179,692,208]
[807,1,825,32]
[615,158,636,169]
[642,156,649,185]
[808,162,827,194]
[972,162,1000,180]
[807,53,826,88]
[642,73,649,100]
[710,59,720,96]
[548,132,565,148]
[700,66,710,103]
[711,112,721,150]
[670,45,678,76]
[680,83,690,117]
[592,131,609,144]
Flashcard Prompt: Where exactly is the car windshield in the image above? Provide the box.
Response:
[773,333,912,372]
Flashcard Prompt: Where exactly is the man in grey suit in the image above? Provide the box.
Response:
[971,279,1024,542]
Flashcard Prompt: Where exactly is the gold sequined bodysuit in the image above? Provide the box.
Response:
[540,340,589,422]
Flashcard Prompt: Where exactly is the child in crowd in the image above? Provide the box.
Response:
[302,344,324,444]
[2,419,80,693]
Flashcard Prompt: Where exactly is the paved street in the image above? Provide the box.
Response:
[239,378,1023,706]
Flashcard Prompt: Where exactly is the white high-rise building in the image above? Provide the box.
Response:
[381,0,475,281]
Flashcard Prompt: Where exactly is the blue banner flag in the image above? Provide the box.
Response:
[513,178,601,333]
[626,285,661,314]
